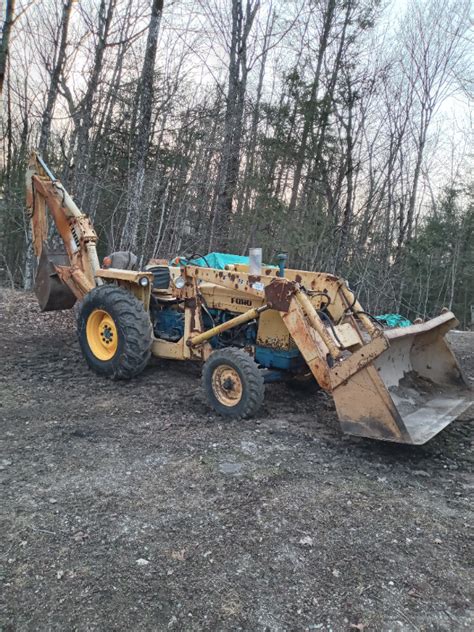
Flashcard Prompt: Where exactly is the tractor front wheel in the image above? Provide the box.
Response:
[77,285,152,379]
[202,347,264,419]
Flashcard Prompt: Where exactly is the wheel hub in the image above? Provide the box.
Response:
[86,309,118,361]
[211,365,243,407]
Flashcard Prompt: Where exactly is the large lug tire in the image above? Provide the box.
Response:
[202,347,265,419]
[77,285,153,379]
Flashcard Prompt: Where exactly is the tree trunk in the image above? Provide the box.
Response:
[120,0,164,253]
[0,0,15,101]
[24,0,74,289]
[288,0,336,215]
[211,0,259,250]
[73,0,116,194]
[236,8,274,248]
[38,0,75,155]
[333,79,355,272]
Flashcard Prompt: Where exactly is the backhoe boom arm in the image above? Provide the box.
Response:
[26,152,101,306]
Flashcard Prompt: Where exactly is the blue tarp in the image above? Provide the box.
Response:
[174,252,277,270]
[376,313,412,328]
[189,252,251,269]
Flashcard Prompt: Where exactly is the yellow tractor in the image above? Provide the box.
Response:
[26,152,471,444]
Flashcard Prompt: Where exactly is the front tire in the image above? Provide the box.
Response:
[77,285,152,379]
[202,347,265,419]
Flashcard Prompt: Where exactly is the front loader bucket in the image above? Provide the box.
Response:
[332,313,472,444]
[34,247,77,312]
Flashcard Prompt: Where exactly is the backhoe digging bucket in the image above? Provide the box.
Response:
[34,247,77,312]
[332,313,472,444]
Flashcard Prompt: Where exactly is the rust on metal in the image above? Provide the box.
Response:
[185,265,267,298]
[96,269,153,284]
[330,335,388,389]
[294,289,343,359]
[332,363,412,443]
[383,311,456,340]
[26,152,101,310]
[256,309,292,350]
[281,297,332,390]
[264,278,296,311]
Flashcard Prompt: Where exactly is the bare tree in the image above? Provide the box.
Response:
[0,0,15,100]
[210,0,260,250]
[120,0,164,252]
[0,0,472,324]
[38,0,75,155]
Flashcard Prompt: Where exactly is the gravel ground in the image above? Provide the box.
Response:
[1,289,473,632]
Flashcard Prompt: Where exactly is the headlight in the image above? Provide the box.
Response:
[139,276,149,287]
[174,276,186,289]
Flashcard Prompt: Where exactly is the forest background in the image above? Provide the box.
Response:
[0,0,472,326]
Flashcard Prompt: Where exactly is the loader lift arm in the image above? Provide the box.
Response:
[26,152,101,309]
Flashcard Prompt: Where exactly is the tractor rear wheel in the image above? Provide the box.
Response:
[202,347,265,419]
[77,285,152,379]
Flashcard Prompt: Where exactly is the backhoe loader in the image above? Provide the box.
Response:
[25,152,472,444]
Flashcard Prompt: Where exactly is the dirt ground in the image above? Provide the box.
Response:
[1,289,473,632]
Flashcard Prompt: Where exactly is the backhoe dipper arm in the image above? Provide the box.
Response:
[26,151,101,298]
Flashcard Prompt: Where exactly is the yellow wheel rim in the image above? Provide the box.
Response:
[211,364,243,407]
[86,309,118,361]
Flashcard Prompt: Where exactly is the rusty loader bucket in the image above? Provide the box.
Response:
[34,245,77,312]
[332,312,472,444]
